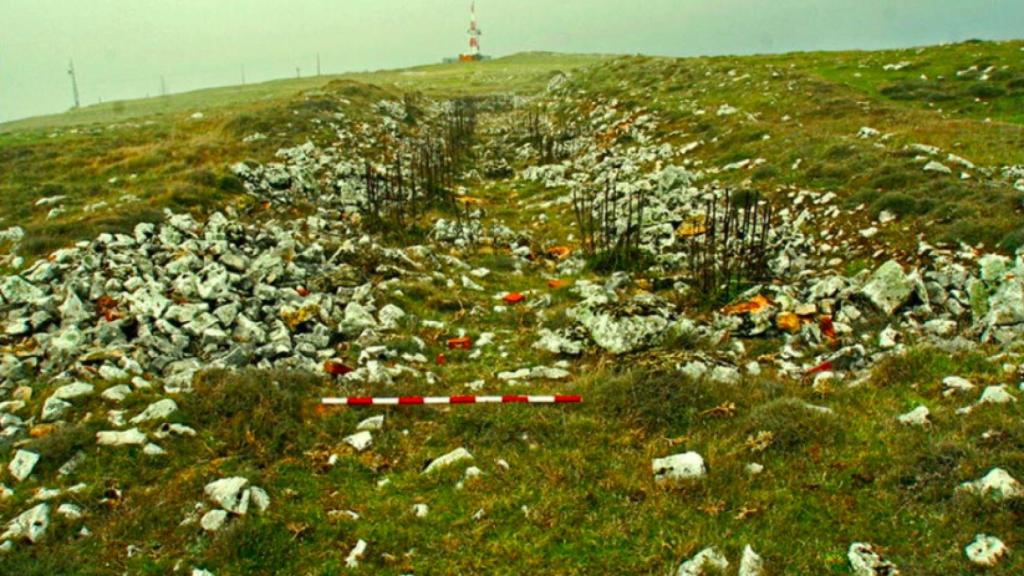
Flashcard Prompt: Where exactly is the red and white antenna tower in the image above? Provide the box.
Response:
[462,2,483,61]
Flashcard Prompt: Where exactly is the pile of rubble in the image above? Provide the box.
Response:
[0,210,420,393]
[536,245,1024,376]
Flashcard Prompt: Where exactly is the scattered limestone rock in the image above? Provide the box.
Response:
[858,127,880,139]
[984,278,1024,326]
[412,503,429,518]
[41,397,72,422]
[532,328,585,355]
[377,304,406,330]
[249,487,270,513]
[204,477,251,514]
[965,533,1007,567]
[958,384,1019,415]
[200,509,229,532]
[942,376,974,397]
[977,384,1016,405]
[677,546,728,576]
[0,503,49,544]
[345,539,367,569]
[923,160,952,175]
[578,311,669,354]
[8,450,40,482]
[129,398,178,424]
[344,431,373,452]
[143,443,166,456]
[653,452,706,483]
[848,542,899,575]
[878,326,900,349]
[101,385,132,402]
[52,381,94,401]
[957,468,1023,501]
[423,447,473,474]
[356,415,384,431]
[56,503,83,520]
[0,276,43,305]
[739,545,764,576]
[96,428,147,446]
[861,260,914,315]
[897,406,930,426]
[341,302,377,336]
[710,365,741,385]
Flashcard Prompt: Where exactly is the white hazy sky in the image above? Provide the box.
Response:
[2,0,1022,122]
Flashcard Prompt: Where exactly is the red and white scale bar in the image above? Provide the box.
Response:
[321,395,582,406]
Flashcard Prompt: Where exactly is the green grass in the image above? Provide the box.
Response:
[4,347,1022,574]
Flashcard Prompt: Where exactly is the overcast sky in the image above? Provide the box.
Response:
[2,0,1021,122]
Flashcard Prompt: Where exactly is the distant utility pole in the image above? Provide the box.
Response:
[296,67,301,79]
[67,59,81,109]
[160,75,167,97]
[241,65,246,85]
[317,53,321,77]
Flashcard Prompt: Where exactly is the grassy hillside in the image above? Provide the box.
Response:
[0,53,607,261]
[1,41,1023,575]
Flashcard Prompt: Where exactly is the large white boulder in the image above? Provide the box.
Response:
[861,260,914,315]
[0,503,49,543]
[653,452,706,483]
[957,468,1023,501]
[204,477,251,515]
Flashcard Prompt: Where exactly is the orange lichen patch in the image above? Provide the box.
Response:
[547,279,572,289]
[323,360,354,376]
[282,302,320,329]
[676,221,708,238]
[503,292,526,304]
[722,294,771,315]
[95,295,122,322]
[447,337,472,350]
[455,196,486,206]
[547,246,572,259]
[30,424,56,438]
[776,312,802,333]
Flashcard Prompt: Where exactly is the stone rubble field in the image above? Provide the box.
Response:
[1,45,1024,574]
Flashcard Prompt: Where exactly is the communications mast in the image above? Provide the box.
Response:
[459,2,483,62]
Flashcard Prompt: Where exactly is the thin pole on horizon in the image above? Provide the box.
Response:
[241,65,246,85]
[68,59,81,110]
[317,53,322,77]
